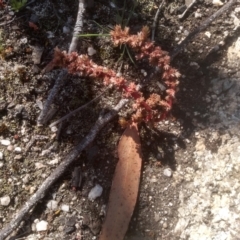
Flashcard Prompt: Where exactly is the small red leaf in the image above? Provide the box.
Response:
[99,122,142,240]
[29,22,39,31]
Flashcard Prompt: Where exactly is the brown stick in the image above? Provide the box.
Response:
[170,0,237,60]
[151,0,165,41]
[37,0,86,125]
[0,99,128,240]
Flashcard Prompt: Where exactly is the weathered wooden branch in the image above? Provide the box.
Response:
[37,0,86,125]
[151,0,165,41]
[0,99,128,240]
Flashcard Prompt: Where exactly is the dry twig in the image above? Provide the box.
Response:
[0,99,128,240]
[151,0,165,41]
[178,0,197,20]
[171,0,237,60]
[37,0,86,125]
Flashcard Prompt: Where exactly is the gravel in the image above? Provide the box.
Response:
[173,34,240,240]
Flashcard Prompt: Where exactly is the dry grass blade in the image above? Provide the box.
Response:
[99,122,142,240]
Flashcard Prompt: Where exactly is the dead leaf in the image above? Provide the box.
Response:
[99,122,142,240]
[29,21,39,31]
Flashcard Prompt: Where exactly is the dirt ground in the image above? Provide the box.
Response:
[0,0,240,239]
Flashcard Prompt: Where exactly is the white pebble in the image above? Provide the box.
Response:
[50,126,58,133]
[7,145,13,151]
[163,168,172,177]
[35,162,46,169]
[14,147,22,153]
[212,0,223,6]
[48,158,60,165]
[0,195,11,206]
[0,152,3,159]
[88,184,103,201]
[88,47,97,56]
[195,12,202,18]
[0,161,3,168]
[1,139,11,146]
[47,200,58,210]
[36,220,48,232]
[205,31,211,38]
[235,7,240,13]
[61,204,70,212]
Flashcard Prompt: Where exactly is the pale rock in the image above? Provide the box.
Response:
[14,147,22,153]
[174,218,189,234]
[7,145,13,151]
[212,0,223,6]
[36,220,48,231]
[1,139,11,146]
[61,204,70,212]
[50,126,58,133]
[88,47,97,56]
[35,162,46,169]
[0,195,11,206]
[19,37,27,44]
[88,184,103,201]
[48,158,60,165]
[0,152,3,159]
[235,7,240,13]
[163,168,172,177]
[195,12,202,18]
[30,186,36,194]
[0,161,3,168]
[205,31,211,38]
[47,200,58,210]
[22,174,30,183]
[231,13,240,30]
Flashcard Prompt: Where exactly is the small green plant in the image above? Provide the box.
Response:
[10,0,27,11]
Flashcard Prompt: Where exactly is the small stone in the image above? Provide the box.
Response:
[0,196,11,206]
[154,212,160,222]
[1,139,11,146]
[195,12,202,18]
[36,220,48,232]
[88,184,103,201]
[0,161,3,168]
[150,176,158,183]
[88,47,97,56]
[50,126,58,133]
[14,155,23,161]
[63,26,70,34]
[19,37,28,44]
[61,204,70,212]
[7,145,14,151]
[183,30,189,36]
[205,31,211,38]
[48,158,60,165]
[30,186,36,194]
[163,168,172,177]
[22,174,30,183]
[162,222,168,229]
[0,152,3,159]
[212,0,223,6]
[47,200,58,210]
[35,162,46,169]
[235,7,240,13]
[14,147,22,153]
